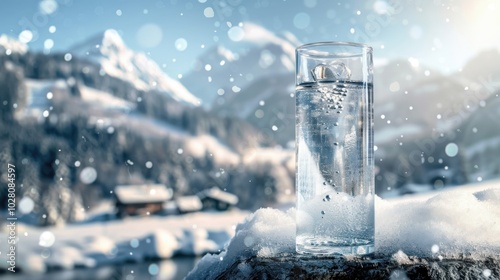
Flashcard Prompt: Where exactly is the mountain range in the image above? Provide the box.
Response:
[180,26,500,194]
[1,23,499,222]
[0,29,294,225]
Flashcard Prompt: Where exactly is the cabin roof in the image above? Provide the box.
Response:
[198,187,238,205]
[114,184,172,204]
[175,195,203,212]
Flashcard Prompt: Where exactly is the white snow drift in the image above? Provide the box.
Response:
[187,181,500,279]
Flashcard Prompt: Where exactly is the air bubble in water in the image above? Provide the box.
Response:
[325,194,331,201]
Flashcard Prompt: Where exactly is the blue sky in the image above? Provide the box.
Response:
[1,0,498,77]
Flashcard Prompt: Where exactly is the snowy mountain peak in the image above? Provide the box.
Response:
[100,29,127,54]
[182,23,297,106]
[0,34,28,54]
[215,45,236,62]
[71,29,201,106]
[72,29,126,57]
[102,29,125,45]
[238,22,297,61]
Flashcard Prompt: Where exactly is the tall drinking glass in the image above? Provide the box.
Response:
[295,42,374,255]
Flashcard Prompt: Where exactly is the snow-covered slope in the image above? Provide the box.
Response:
[459,48,500,83]
[213,73,295,146]
[0,34,28,54]
[374,59,440,105]
[375,75,467,142]
[70,29,200,106]
[459,92,500,181]
[182,23,297,107]
[0,209,249,273]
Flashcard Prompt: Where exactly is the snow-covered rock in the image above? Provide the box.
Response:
[70,29,200,106]
[187,182,500,279]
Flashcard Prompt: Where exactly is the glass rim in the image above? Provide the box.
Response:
[296,41,373,58]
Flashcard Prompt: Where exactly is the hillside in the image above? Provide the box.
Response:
[0,33,294,226]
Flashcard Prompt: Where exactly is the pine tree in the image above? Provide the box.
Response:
[0,61,27,123]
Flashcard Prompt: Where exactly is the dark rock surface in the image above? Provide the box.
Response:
[213,254,499,280]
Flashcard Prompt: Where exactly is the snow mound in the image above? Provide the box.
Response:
[187,208,296,279]
[70,29,200,106]
[187,184,500,279]
[377,187,500,257]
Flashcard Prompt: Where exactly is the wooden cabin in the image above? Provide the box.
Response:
[114,184,173,217]
[197,187,238,211]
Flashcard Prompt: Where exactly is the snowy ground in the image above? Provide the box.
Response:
[0,209,248,274]
[187,180,500,279]
[1,181,499,278]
